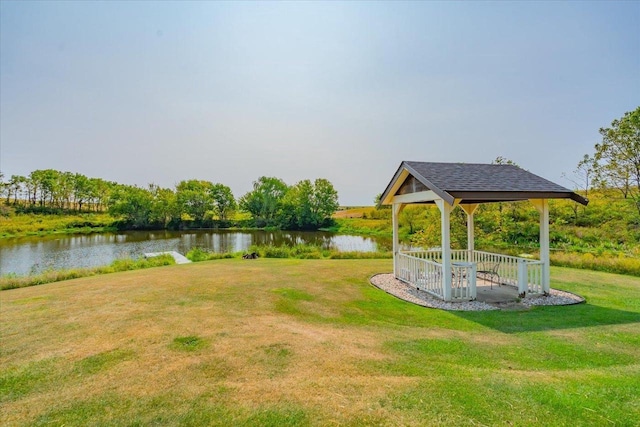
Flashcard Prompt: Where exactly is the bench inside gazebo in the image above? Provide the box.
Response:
[379,161,588,302]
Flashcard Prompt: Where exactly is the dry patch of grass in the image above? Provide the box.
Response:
[1,259,639,426]
[333,207,376,219]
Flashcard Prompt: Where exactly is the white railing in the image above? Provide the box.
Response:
[397,252,477,301]
[520,260,544,295]
[401,249,469,263]
[396,253,444,299]
[473,251,545,295]
[473,251,520,287]
[401,250,442,263]
[398,249,546,298]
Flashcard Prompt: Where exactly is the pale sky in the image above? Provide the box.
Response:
[1,1,638,206]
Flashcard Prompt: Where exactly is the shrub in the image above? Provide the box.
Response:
[263,245,291,258]
[186,247,212,262]
[186,247,237,262]
[246,244,391,260]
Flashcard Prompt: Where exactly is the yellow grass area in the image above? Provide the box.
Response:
[0,212,114,238]
[333,207,376,218]
[0,260,397,424]
[1,259,639,426]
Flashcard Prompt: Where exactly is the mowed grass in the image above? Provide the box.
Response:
[1,260,639,426]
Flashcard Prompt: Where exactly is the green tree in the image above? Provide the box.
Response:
[278,178,339,230]
[88,178,114,212]
[400,205,422,234]
[176,180,215,223]
[310,178,339,227]
[72,173,91,211]
[56,172,74,209]
[25,175,37,205]
[209,183,236,221]
[29,169,60,207]
[593,107,640,215]
[279,180,313,229]
[149,184,177,228]
[5,175,26,205]
[0,172,5,202]
[239,177,288,227]
[108,185,154,228]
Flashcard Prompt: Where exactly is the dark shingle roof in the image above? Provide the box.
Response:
[405,162,571,192]
[381,161,588,206]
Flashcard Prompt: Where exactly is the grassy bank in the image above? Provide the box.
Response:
[1,259,638,426]
[325,217,393,237]
[0,255,175,291]
[0,212,116,238]
[1,246,390,291]
[186,244,392,262]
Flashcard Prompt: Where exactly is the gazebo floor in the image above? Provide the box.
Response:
[475,280,520,304]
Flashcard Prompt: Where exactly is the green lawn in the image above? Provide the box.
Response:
[1,259,639,426]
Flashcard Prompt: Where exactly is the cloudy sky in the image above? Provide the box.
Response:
[1,1,638,205]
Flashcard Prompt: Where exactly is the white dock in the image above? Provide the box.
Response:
[144,251,192,264]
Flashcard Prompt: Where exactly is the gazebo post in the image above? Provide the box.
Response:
[392,203,403,278]
[435,199,453,301]
[531,199,550,293]
[461,204,479,262]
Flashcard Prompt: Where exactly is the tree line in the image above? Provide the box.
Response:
[2,170,113,212]
[2,107,636,231]
[0,171,339,231]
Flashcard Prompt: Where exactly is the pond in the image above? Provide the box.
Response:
[0,230,392,276]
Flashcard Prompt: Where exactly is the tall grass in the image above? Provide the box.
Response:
[248,244,393,260]
[0,212,115,238]
[185,247,237,262]
[550,251,640,276]
[185,244,392,262]
[0,254,175,290]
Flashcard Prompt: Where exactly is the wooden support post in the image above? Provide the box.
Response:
[530,199,550,293]
[460,204,479,263]
[436,199,453,301]
[392,203,404,278]
[517,259,528,297]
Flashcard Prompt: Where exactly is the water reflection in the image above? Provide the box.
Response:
[0,230,391,276]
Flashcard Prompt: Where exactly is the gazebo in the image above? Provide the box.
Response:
[379,161,588,302]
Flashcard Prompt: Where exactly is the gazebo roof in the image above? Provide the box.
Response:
[380,161,588,206]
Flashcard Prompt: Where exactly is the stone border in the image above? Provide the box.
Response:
[370,273,585,312]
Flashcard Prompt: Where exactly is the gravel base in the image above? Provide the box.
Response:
[370,273,584,311]
[521,288,585,307]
